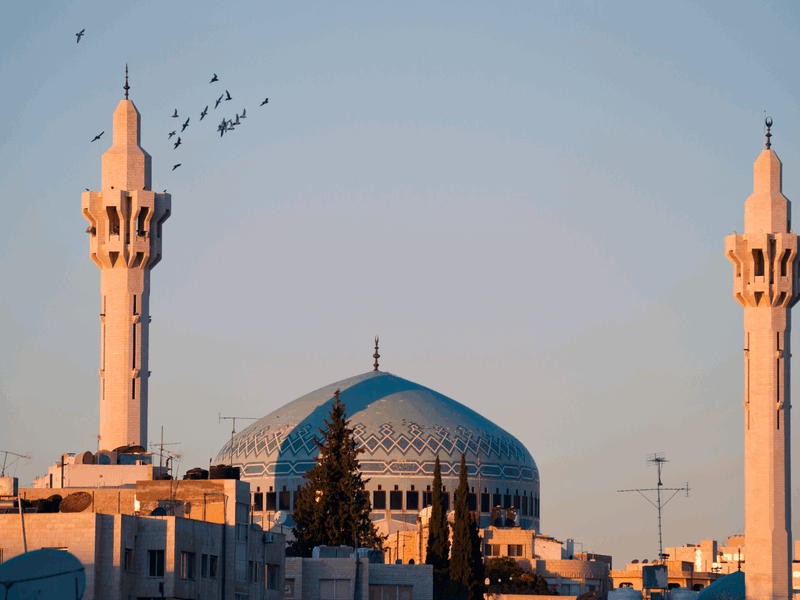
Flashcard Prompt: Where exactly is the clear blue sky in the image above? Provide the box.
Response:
[2,0,800,564]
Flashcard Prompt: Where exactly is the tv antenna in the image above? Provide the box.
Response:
[218,414,258,466]
[0,450,31,477]
[150,426,181,475]
[618,453,690,562]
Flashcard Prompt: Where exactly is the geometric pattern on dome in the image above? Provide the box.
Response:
[215,370,539,484]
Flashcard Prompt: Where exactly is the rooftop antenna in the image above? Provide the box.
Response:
[618,453,690,563]
[373,335,380,371]
[0,450,31,477]
[124,64,130,100]
[149,426,181,475]
[218,414,258,466]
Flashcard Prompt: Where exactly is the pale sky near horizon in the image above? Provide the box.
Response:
[2,0,800,565]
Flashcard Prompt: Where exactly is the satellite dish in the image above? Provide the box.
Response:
[59,492,92,514]
[0,548,85,600]
[274,510,287,525]
[150,507,167,517]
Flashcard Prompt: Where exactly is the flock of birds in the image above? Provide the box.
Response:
[81,29,270,177]
[165,73,269,171]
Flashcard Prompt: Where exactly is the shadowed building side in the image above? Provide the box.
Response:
[81,87,171,451]
[725,122,797,600]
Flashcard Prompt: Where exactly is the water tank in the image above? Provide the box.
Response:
[670,588,698,600]
[608,588,643,600]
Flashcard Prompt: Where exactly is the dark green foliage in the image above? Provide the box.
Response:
[290,390,383,557]
[426,455,450,579]
[485,557,557,595]
[467,513,484,600]
[449,454,472,592]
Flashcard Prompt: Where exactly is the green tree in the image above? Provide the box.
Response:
[290,389,382,557]
[484,557,556,595]
[426,455,450,579]
[467,513,484,599]
[449,453,472,595]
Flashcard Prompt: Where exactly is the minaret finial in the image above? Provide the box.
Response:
[765,116,773,150]
[124,64,130,100]
[373,336,380,372]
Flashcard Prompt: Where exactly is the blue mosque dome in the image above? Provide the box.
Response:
[215,370,540,534]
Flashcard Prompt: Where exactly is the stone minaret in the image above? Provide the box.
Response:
[726,120,795,600]
[81,77,171,451]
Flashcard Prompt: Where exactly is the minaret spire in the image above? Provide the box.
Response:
[81,89,171,450]
[373,336,380,371]
[124,64,130,100]
[726,131,796,600]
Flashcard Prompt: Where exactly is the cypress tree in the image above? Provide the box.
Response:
[290,389,382,557]
[449,453,472,593]
[425,454,450,578]
[467,513,484,600]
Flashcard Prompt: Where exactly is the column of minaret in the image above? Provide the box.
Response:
[81,88,170,451]
[726,122,796,600]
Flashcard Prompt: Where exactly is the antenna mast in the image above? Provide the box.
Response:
[218,414,257,466]
[618,453,690,561]
[0,450,31,477]
[149,427,181,477]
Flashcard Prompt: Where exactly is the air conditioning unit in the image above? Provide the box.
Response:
[264,533,275,543]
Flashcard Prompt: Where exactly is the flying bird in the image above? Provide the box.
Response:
[240,108,246,118]
[162,189,167,193]
[215,94,223,109]
[181,117,190,132]
[172,164,181,171]
[168,131,176,139]
[210,73,219,83]
[260,98,269,106]
[234,114,240,126]
[91,131,104,142]
[76,29,85,43]
[85,188,90,191]
[200,106,208,120]
[225,90,232,101]
[172,109,179,118]
[173,137,181,149]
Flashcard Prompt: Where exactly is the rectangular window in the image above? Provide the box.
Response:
[514,495,520,509]
[371,585,413,600]
[492,493,501,508]
[321,579,350,600]
[422,491,432,507]
[180,551,196,580]
[441,492,449,512]
[508,544,523,557]
[373,490,387,510]
[504,494,512,509]
[285,578,296,598]
[201,554,208,578]
[390,490,403,510]
[292,490,300,511]
[467,493,477,512]
[124,547,133,572]
[267,564,279,590]
[481,493,490,513]
[279,491,291,510]
[522,496,528,516]
[266,491,277,511]
[249,560,254,583]
[148,549,164,577]
[253,492,263,511]
[484,544,501,557]
[406,490,419,510]
[210,555,218,578]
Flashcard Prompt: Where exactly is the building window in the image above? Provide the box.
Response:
[285,578,296,598]
[508,545,523,557]
[266,491,277,511]
[373,490,387,510]
[406,490,419,510]
[267,564,279,590]
[124,547,133,572]
[236,502,248,582]
[484,544,501,557]
[279,491,291,510]
[254,492,263,511]
[201,554,208,578]
[320,579,350,600]
[180,551,196,580]
[390,490,403,510]
[148,549,165,577]
[210,555,218,579]
[370,585,413,600]
[481,493,490,513]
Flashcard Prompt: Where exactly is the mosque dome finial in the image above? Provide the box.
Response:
[124,64,130,100]
[373,336,380,372]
